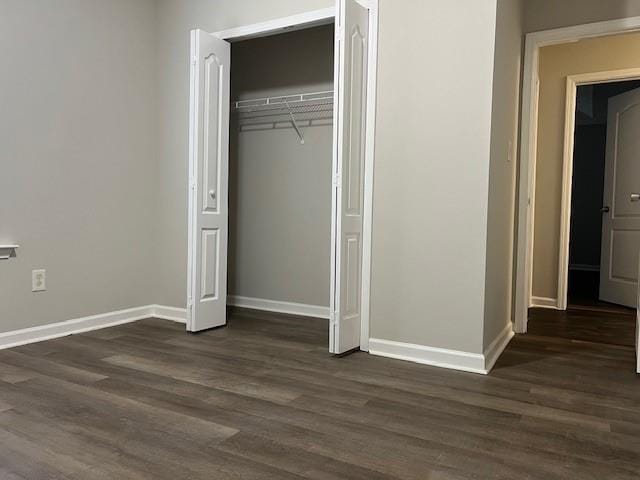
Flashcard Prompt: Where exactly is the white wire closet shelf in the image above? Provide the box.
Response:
[232,90,334,144]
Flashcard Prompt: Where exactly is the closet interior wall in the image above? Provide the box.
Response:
[228,24,335,310]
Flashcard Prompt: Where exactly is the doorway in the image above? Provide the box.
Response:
[566,79,640,309]
[186,3,379,355]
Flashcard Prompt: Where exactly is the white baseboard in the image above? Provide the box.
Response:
[0,305,186,351]
[227,295,329,319]
[369,322,514,376]
[530,296,559,309]
[151,305,187,323]
[368,338,487,375]
[483,323,514,372]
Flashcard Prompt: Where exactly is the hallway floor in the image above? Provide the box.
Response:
[0,308,638,479]
[528,303,636,347]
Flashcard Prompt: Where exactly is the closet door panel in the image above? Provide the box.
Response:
[331,0,370,354]
[188,30,230,332]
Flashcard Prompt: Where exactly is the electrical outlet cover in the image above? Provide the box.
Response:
[32,269,46,292]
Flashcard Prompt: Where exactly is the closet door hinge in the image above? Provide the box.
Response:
[332,173,342,188]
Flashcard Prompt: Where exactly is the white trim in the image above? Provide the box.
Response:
[186,29,198,331]
[515,16,640,334]
[359,0,379,353]
[151,305,187,323]
[370,324,515,375]
[228,296,330,319]
[369,339,488,375]
[530,296,559,309]
[0,305,185,351]
[558,69,640,311]
[328,1,342,353]
[213,8,335,42]
[483,323,514,372]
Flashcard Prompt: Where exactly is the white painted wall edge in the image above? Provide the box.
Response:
[530,296,559,309]
[369,323,514,375]
[227,295,330,319]
[0,305,187,351]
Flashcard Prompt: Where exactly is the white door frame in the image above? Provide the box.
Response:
[200,3,379,351]
[557,69,640,312]
[515,16,640,333]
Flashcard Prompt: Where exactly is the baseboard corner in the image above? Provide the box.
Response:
[151,305,187,324]
[483,323,514,373]
[530,296,559,309]
[368,338,487,375]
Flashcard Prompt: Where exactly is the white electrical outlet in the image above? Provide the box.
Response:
[32,269,46,292]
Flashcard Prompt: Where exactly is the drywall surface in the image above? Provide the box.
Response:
[0,0,157,333]
[228,26,334,307]
[532,32,640,300]
[483,0,523,348]
[524,0,640,33]
[154,0,333,308]
[369,0,498,354]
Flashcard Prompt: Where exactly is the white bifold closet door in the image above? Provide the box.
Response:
[330,0,370,354]
[187,30,231,332]
[188,2,372,350]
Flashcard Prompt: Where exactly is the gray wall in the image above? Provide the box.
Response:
[367,0,498,354]
[0,0,157,333]
[483,0,523,349]
[524,0,640,33]
[228,26,334,307]
[156,0,499,354]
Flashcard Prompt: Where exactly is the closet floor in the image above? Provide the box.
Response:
[0,308,638,479]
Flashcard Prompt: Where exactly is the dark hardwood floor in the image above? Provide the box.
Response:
[528,303,636,347]
[0,307,638,479]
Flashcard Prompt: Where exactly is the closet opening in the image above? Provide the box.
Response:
[227,24,336,330]
[187,3,379,355]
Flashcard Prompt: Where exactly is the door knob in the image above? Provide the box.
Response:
[209,190,216,199]
[601,206,610,213]
[631,193,640,202]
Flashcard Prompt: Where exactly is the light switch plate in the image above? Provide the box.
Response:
[32,269,46,292]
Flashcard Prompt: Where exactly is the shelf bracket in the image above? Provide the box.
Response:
[0,245,19,260]
[284,100,305,145]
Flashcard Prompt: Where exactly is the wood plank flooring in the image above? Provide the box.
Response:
[528,304,636,347]
[0,307,638,479]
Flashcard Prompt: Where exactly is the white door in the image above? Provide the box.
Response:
[599,88,640,309]
[330,0,370,354]
[187,30,231,332]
